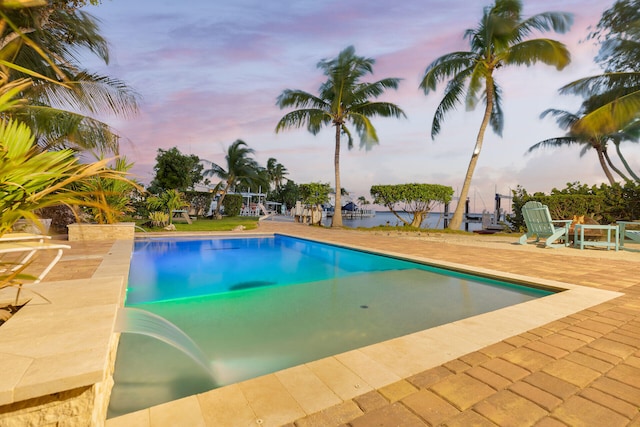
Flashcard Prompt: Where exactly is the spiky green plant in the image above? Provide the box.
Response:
[0,119,140,235]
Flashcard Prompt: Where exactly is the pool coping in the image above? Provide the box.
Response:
[0,239,133,425]
[105,232,623,426]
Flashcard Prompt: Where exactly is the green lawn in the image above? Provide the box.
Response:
[135,216,259,232]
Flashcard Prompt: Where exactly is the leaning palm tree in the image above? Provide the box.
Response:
[203,140,262,219]
[560,72,640,138]
[276,45,405,227]
[530,109,618,185]
[561,1,640,136]
[419,0,572,230]
[1,1,139,155]
[531,108,640,184]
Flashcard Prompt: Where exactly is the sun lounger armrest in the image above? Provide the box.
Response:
[552,220,572,228]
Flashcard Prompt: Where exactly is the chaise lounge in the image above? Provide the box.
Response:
[0,234,70,283]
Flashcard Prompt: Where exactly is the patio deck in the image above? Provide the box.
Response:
[18,222,640,426]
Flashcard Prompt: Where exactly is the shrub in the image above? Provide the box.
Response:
[149,211,169,228]
[222,194,243,217]
[510,181,640,231]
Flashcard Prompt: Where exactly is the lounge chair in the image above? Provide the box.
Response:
[518,201,572,248]
[0,232,50,243]
[0,240,71,283]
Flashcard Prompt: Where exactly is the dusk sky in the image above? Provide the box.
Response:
[81,0,638,212]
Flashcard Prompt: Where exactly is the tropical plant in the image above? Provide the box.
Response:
[275,45,406,227]
[75,155,142,223]
[146,189,188,225]
[419,0,572,230]
[0,119,139,236]
[148,211,169,228]
[0,0,140,154]
[203,140,262,219]
[370,183,454,228]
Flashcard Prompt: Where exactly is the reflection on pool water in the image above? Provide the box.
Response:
[108,235,553,418]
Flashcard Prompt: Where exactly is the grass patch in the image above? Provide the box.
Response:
[135,216,259,232]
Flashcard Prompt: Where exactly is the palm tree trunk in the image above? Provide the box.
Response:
[603,148,630,183]
[595,147,616,185]
[615,142,640,182]
[331,124,343,227]
[448,78,494,230]
[214,191,226,219]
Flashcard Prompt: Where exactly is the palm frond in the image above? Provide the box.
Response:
[420,52,477,93]
[515,12,573,41]
[506,39,571,70]
[275,108,327,134]
[431,67,473,138]
[351,101,406,119]
[489,81,504,136]
[527,136,580,153]
[539,108,579,130]
[11,105,121,155]
[571,90,640,135]
[275,89,327,110]
[559,72,640,97]
[348,113,379,150]
[30,73,140,118]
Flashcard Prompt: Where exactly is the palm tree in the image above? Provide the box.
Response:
[530,108,640,184]
[266,157,288,190]
[419,0,572,230]
[203,140,262,219]
[1,2,139,155]
[276,45,406,227]
[530,109,617,184]
[561,1,640,137]
[560,72,640,138]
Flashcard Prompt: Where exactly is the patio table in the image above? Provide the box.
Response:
[574,223,619,251]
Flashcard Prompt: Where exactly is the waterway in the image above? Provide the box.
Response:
[322,210,484,231]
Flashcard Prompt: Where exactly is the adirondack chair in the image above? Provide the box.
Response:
[518,201,572,248]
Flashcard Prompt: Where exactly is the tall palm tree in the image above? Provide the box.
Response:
[419,0,572,230]
[203,140,262,219]
[1,1,139,155]
[276,45,405,227]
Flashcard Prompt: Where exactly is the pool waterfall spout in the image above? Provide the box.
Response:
[115,307,217,382]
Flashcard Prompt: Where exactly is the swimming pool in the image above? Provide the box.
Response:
[108,234,554,417]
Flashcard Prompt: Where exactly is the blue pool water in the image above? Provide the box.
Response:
[126,235,428,304]
[109,235,553,417]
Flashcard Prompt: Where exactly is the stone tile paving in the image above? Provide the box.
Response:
[39,223,640,426]
[254,222,640,427]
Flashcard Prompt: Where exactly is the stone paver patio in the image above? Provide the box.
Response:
[14,221,640,426]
